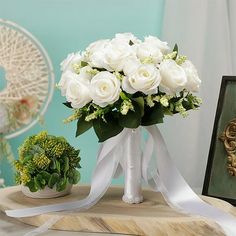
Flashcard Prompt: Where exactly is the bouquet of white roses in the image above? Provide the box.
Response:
[58,33,201,142]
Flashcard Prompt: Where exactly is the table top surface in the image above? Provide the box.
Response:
[0,185,234,236]
[0,211,120,236]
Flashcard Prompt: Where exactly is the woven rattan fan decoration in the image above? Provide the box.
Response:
[0,19,54,139]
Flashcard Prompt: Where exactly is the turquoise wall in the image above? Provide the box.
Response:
[0,0,165,186]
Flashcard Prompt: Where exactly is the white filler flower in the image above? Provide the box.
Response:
[90,71,121,107]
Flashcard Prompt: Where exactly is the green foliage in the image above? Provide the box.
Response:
[76,116,93,137]
[68,169,81,184]
[173,44,178,60]
[63,102,73,109]
[80,61,88,67]
[14,131,81,192]
[64,89,202,142]
[48,173,60,189]
[93,115,124,142]
[118,101,142,128]
[142,103,164,126]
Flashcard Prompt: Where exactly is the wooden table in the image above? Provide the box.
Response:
[0,185,235,236]
[0,211,118,236]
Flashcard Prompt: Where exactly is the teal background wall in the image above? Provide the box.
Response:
[0,0,165,186]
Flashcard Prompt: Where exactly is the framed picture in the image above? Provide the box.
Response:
[203,76,236,205]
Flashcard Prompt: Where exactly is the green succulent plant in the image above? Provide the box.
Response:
[14,131,81,192]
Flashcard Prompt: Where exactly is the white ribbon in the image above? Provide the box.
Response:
[5,126,236,236]
[143,126,236,236]
[23,215,63,236]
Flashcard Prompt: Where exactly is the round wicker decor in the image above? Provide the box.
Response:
[0,19,54,139]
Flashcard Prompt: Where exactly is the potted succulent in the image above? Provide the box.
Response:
[14,131,81,198]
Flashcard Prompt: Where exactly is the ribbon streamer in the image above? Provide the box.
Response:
[5,126,236,236]
[143,126,236,236]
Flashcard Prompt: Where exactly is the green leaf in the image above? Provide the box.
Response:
[93,67,107,72]
[182,99,194,110]
[26,180,38,192]
[63,102,72,109]
[55,160,61,173]
[93,115,123,142]
[132,97,144,117]
[56,177,67,192]
[141,104,164,126]
[50,158,57,170]
[40,171,51,183]
[80,61,88,67]
[173,43,178,60]
[132,91,144,98]
[129,40,134,46]
[48,173,60,188]
[163,107,173,116]
[173,43,178,53]
[68,169,80,184]
[119,102,141,128]
[76,116,93,137]
[22,155,32,164]
[34,175,43,189]
[120,91,129,100]
[30,145,44,156]
[64,157,69,173]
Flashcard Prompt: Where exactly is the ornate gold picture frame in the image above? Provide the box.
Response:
[203,76,236,205]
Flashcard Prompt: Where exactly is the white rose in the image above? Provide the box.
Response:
[136,42,163,65]
[122,64,161,95]
[60,52,82,72]
[90,71,121,107]
[59,67,93,96]
[181,60,201,92]
[66,79,91,109]
[102,39,136,72]
[144,36,170,54]
[86,39,110,69]
[89,51,107,69]
[123,57,141,76]
[159,59,187,95]
[86,39,110,54]
[115,32,141,44]
[76,65,93,85]
[58,71,75,96]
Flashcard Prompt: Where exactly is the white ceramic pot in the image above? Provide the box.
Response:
[21,184,72,199]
